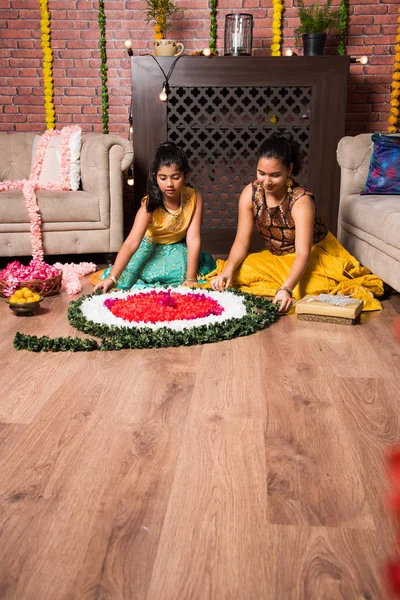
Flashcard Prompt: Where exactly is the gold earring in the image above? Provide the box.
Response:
[286,177,293,194]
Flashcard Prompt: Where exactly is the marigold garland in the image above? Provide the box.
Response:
[388,7,400,133]
[39,0,55,129]
[98,0,109,134]
[271,0,283,56]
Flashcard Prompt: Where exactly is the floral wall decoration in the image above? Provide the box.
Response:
[39,0,55,129]
[98,0,109,134]
[271,0,283,57]
[209,0,218,55]
[337,0,347,56]
[388,6,400,134]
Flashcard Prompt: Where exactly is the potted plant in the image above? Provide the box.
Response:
[294,0,341,56]
[145,0,184,57]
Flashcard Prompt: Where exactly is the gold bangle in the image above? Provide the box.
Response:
[277,285,293,297]
[108,275,118,286]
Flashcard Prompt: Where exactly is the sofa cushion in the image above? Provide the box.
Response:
[0,133,36,182]
[30,127,82,191]
[361,133,400,195]
[0,190,101,224]
[340,193,400,252]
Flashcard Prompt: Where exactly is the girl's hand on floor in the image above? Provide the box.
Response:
[93,277,115,293]
[210,271,232,292]
[273,289,292,313]
[183,279,198,287]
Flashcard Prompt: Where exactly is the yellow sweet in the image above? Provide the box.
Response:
[16,298,27,303]
[26,297,37,303]
[14,290,24,298]
[32,293,41,302]
[23,289,34,299]
[8,296,19,304]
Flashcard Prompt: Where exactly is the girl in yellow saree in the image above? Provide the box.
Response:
[209,134,384,312]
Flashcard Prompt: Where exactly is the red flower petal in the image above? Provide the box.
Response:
[104,290,224,323]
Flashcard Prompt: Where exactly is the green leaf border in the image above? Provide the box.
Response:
[13,289,278,352]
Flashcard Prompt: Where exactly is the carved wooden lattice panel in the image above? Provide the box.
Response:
[167,86,312,228]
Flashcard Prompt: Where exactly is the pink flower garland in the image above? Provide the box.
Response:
[0,125,96,295]
[53,261,96,295]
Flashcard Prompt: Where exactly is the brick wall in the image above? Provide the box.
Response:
[0,0,396,136]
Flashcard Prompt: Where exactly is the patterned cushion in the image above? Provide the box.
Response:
[361,133,400,195]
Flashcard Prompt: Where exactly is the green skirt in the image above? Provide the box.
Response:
[102,237,216,290]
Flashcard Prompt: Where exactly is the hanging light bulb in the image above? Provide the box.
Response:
[127,167,134,186]
[124,39,133,56]
[159,84,168,102]
[350,55,369,65]
[203,47,211,57]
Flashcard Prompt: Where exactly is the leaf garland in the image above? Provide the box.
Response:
[337,0,347,56]
[14,332,99,352]
[13,290,279,352]
[271,0,283,56]
[39,0,55,129]
[98,0,109,134]
[388,7,400,134]
[209,0,218,54]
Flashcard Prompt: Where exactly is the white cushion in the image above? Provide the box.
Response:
[30,127,82,191]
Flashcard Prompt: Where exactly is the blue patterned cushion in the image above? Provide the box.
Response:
[361,133,400,195]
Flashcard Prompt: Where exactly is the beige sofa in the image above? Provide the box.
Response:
[337,133,400,292]
[0,132,133,258]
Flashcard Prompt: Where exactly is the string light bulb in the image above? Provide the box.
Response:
[127,167,134,186]
[350,55,369,65]
[124,39,133,56]
[203,47,211,57]
[159,83,168,102]
[284,48,293,56]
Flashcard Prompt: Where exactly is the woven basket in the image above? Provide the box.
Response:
[0,270,62,298]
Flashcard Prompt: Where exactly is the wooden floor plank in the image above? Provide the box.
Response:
[260,372,375,529]
[335,377,400,546]
[0,349,198,599]
[265,525,387,600]
[147,338,270,600]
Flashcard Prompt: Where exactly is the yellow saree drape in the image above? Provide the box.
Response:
[204,232,384,311]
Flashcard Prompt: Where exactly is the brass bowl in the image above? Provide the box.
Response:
[7,297,43,316]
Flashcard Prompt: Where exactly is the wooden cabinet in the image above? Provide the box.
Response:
[131,56,349,252]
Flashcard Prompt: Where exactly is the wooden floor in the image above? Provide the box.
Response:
[0,280,399,599]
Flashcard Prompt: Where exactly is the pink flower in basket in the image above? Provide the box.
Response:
[0,260,61,297]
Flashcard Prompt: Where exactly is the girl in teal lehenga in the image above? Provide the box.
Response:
[92,143,215,291]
